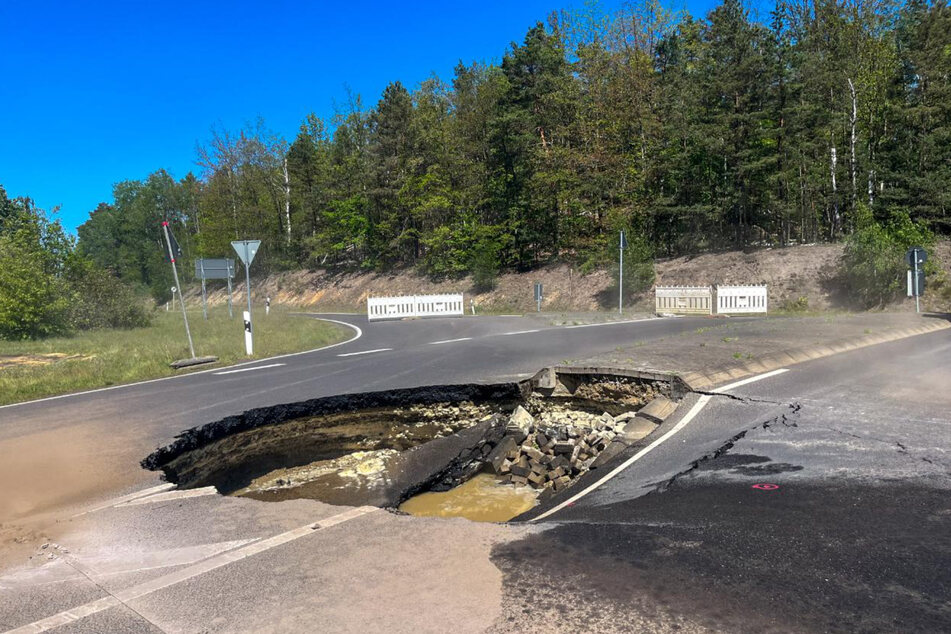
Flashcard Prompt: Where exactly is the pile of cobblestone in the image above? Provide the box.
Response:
[483,396,676,493]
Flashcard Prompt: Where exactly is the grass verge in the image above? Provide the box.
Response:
[0,307,352,405]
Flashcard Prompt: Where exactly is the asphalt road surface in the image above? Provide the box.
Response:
[1,314,949,633]
[505,327,951,632]
[0,313,714,525]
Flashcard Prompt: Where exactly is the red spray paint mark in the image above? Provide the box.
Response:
[752,483,780,491]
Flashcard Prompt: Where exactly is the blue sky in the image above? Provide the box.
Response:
[1,0,729,233]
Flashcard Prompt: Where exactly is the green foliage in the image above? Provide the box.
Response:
[841,206,935,308]
[0,208,71,339]
[780,296,810,312]
[470,240,502,293]
[54,0,951,290]
[65,257,153,330]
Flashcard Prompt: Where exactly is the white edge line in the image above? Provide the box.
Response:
[337,348,392,357]
[0,318,362,410]
[4,506,379,634]
[428,337,472,345]
[71,483,176,517]
[562,317,654,329]
[530,367,790,522]
[116,486,219,507]
[711,368,789,393]
[499,329,540,336]
[213,363,285,375]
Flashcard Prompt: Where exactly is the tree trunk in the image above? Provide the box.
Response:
[847,78,858,213]
[282,158,292,246]
[830,146,838,238]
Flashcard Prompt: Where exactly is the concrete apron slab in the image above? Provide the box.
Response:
[0,486,524,634]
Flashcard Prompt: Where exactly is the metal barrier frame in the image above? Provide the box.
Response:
[715,285,768,314]
[367,293,465,321]
[655,286,713,315]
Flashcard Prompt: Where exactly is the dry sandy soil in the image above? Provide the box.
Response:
[196,242,951,314]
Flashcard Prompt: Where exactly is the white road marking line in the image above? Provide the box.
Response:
[4,506,379,634]
[72,483,176,517]
[711,368,789,393]
[337,348,392,357]
[115,486,218,507]
[499,329,540,336]
[562,317,654,329]
[69,539,258,578]
[530,368,790,522]
[213,363,285,375]
[0,318,362,410]
[428,337,472,345]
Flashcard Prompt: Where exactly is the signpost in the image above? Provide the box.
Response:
[905,246,927,313]
[195,258,236,319]
[619,230,628,315]
[534,282,543,312]
[162,223,195,359]
[231,240,261,355]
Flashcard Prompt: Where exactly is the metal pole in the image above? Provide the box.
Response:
[619,232,624,315]
[163,223,196,359]
[227,271,234,319]
[914,259,920,314]
[199,260,208,320]
[244,259,252,322]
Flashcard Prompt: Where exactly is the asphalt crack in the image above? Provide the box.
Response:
[652,401,802,493]
[694,389,786,406]
[817,425,949,471]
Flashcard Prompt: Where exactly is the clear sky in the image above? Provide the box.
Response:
[0,0,728,233]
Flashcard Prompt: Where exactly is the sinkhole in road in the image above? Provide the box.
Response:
[142,368,687,522]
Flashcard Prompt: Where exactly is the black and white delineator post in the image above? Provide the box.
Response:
[162,222,196,359]
[619,230,628,315]
[906,246,928,314]
[243,311,253,355]
[534,282,543,312]
[231,240,261,356]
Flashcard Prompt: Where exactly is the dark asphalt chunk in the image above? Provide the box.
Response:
[492,476,951,633]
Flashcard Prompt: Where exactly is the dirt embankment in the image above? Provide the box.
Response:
[193,242,951,314]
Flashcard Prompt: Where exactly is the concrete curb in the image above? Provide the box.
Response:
[679,318,950,391]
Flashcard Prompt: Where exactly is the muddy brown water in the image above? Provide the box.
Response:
[399,473,539,522]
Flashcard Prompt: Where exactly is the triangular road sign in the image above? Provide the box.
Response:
[231,240,261,266]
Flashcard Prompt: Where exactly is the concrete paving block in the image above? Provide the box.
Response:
[638,395,676,424]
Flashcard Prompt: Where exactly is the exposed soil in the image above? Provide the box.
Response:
[0,354,89,370]
[191,241,951,314]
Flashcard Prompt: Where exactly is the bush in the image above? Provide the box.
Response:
[66,257,153,330]
[0,224,70,339]
[841,207,935,309]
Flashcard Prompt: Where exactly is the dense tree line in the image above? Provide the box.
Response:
[0,186,150,339]
[75,0,949,300]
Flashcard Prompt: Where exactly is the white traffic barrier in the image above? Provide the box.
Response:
[655,286,713,315]
[367,293,465,321]
[716,285,768,314]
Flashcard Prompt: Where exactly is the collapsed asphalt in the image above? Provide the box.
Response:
[1,315,948,632]
[490,326,951,632]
